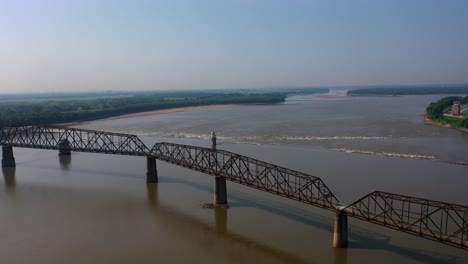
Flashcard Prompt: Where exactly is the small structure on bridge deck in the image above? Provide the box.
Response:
[211,130,217,150]
[2,145,15,168]
[333,206,348,248]
[146,156,158,183]
[452,100,461,116]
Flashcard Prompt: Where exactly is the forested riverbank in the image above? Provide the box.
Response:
[0,89,328,125]
[0,92,285,125]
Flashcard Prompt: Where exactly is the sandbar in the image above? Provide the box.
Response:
[107,104,235,120]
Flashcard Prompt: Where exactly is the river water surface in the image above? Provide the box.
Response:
[1,92,467,263]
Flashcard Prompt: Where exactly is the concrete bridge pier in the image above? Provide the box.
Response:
[146,156,158,183]
[58,139,71,156]
[214,176,228,206]
[2,145,16,168]
[333,206,348,248]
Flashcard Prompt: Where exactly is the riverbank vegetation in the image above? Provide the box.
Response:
[0,89,326,125]
[347,86,468,96]
[426,96,468,129]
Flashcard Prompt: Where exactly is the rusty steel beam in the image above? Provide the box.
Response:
[151,142,339,210]
[0,124,150,156]
[344,191,468,249]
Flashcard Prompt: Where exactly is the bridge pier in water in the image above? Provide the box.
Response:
[2,146,16,168]
[58,139,71,156]
[333,206,348,248]
[214,176,228,206]
[146,156,158,183]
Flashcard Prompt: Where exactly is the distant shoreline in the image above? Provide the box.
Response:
[347,86,468,96]
[348,93,467,97]
[107,104,236,120]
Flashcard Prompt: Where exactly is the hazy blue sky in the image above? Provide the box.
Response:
[1,0,467,93]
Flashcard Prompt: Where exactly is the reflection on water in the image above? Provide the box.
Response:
[146,183,159,208]
[333,249,348,264]
[145,183,310,264]
[2,167,15,190]
[59,155,71,170]
[215,208,228,234]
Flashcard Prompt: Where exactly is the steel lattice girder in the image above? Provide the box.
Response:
[344,191,468,249]
[0,124,150,156]
[151,142,339,210]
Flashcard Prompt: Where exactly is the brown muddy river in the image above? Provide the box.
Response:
[1,92,467,263]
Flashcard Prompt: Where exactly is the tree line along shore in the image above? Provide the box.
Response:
[0,89,328,126]
[347,86,468,96]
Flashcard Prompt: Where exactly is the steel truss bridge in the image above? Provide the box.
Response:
[0,123,467,250]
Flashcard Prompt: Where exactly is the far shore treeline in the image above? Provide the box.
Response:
[426,96,468,129]
[347,86,468,96]
[0,88,328,126]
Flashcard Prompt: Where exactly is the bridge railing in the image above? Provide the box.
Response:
[151,142,339,210]
[344,191,468,249]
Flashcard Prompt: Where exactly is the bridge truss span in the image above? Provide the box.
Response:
[345,191,468,249]
[0,124,150,156]
[151,142,339,210]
